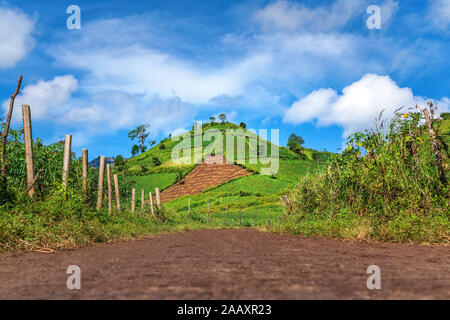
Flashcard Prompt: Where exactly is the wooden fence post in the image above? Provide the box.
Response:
[131,188,136,213]
[106,164,112,214]
[149,191,154,216]
[141,189,145,210]
[96,156,105,210]
[82,149,88,198]
[62,134,72,188]
[22,105,35,197]
[113,173,121,211]
[155,188,161,209]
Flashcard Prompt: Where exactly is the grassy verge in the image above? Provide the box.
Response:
[0,201,235,253]
[275,209,449,244]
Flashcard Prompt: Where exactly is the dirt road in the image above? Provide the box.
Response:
[0,229,448,299]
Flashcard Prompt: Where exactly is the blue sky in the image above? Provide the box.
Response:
[0,0,449,159]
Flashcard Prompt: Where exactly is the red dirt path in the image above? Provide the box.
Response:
[0,229,448,299]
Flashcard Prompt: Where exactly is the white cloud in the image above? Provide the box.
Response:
[61,92,193,137]
[428,0,450,31]
[0,6,35,68]
[51,17,271,105]
[2,75,78,123]
[253,0,364,32]
[284,74,449,138]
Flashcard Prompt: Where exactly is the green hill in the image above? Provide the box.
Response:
[116,122,332,215]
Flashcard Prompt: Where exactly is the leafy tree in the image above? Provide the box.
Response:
[131,145,140,157]
[239,122,247,129]
[150,140,156,147]
[218,113,227,123]
[159,143,166,150]
[115,155,125,166]
[287,133,305,155]
[128,124,150,154]
[209,116,215,124]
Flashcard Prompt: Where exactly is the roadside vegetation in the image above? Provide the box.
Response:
[278,105,449,244]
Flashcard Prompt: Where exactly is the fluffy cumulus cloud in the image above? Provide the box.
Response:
[0,6,35,68]
[283,74,449,137]
[2,75,78,123]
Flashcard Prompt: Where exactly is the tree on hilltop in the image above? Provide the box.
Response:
[287,133,305,155]
[128,124,150,155]
[218,113,227,123]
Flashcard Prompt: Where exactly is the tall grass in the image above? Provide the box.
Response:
[280,108,449,243]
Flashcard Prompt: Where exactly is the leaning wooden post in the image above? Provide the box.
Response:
[96,156,105,210]
[141,189,145,210]
[82,149,88,198]
[155,188,161,209]
[22,105,35,197]
[131,188,136,213]
[106,164,113,214]
[62,134,72,188]
[113,173,121,211]
[149,192,155,216]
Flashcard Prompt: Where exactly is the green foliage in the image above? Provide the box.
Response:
[128,124,150,154]
[115,155,125,166]
[131,145,140,157]
[152,156,161,166]
[159,143,166,150]
[280,111,450,243]
[239,122,247,129]
[287,133,305,156]
[440,112,450,120]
